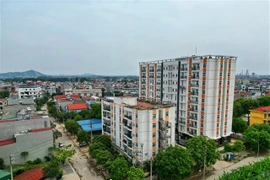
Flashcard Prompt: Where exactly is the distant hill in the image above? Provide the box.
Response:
[0,70,46,79]
[0,70,138,79]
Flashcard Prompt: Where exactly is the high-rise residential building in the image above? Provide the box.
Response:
[139,55,237,145]
[101,97,175,165]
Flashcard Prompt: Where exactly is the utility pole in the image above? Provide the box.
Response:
[10,154,15,180]
[203,147,207,180]
[150,157,153,180]
[90,121,93,144]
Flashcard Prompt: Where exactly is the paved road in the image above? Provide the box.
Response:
[206,156,265,180]
[55,122,103,180]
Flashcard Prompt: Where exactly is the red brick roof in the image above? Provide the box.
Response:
[71,94,81,99]
[55,95,66,100]
[32,128,52,133]
[0,139,16,147]
[14,167,44,180]
[252,106,270,112]
[67,103,87,110]
[0,120,17,123]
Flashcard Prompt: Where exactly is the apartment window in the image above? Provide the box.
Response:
[201,115,204,119]
[227,81,230,85]
[224,122,227,125]
[152,152,156,156]
[218,99,221,102]
[264,114,267,118]
[220,73,222,76]
[153,123,156,128]
[153,133,156,137]
[226,106,228,109]
[229,64,231,68]
[217,123,219,127]
[136,114,138,118]
[203,73,206,77]
[201,123,203,127]
[219,82,222,86]
[200,132,204,135]
[227,90,229,93]
[202,99,205,102]
[153,143,156,147]
[220,64,223,68]
[219,90,221,94]
[202,90,205,94]
[228,73,230,76]
[201,107,204,111]
[264,120,266,124]
[166,112,169,116]
[153,114,156,119]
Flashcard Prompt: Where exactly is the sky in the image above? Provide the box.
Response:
[0,0,269,75]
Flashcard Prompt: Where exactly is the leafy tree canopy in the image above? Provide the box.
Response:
[0,158,5,170]
[232,118,248,133]
[233,140,246,155]
[244,124,270,152]
[93,135,112,149]
[90,104,102,119]
[74,114,82,121]
[0,90,9,99]
[106,157,129,180]
[95,150,113,165]
[154,146,193,180]
[186,135,219,169]
[77,130,89,144]
[65,119,80,135]
[127,166,145,180]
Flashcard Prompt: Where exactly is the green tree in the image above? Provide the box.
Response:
[65,119,80,135]
[232,118,248,133]
[186,136,219,169]
[77,130,89,144]
[43,161,62,178]
[0,158,5,170]
[127,166,145,180]
[106,157,129,180]
[233,140,246,156]
[93,135,112,149]
[233,102,243,118]
[74,114,82,121]
[154,146,193,180]
[0,90,9,99]
[244,124,270,152]
[90,104,102,118]
[89,142,107,158]
[20,151,29,163]
[56,111,65,122]
[224,143,234,152]
[96,150,113,165]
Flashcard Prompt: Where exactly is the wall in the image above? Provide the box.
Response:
[250,111,270,126]
[0,118,50,141]
[0,130,53,165]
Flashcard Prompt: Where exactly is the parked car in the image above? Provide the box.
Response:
[59,142,64,148]
[79,142,87,147]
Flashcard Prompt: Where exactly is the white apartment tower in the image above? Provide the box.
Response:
[139,55,237,145]
[101,97,175,165]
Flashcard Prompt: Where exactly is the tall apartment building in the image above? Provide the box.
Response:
[139,55,237,145]
[101,97,175,165]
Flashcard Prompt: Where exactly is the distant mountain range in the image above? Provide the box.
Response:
[0,70,138,79]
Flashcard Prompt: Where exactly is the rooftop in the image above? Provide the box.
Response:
[67,103,87,110]
[19,86,40,88]
[251,106,270,112]
[14,167,44,180]
[139,55,237,64]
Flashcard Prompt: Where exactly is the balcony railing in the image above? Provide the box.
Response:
[190,100,198,104]
[190,116,198,120]
[180,68,188,71]
[190,108,198,112]
[192,67,200,70]
[103,106,111,111]
[191,92,199,96]
[124,133,132,139]
[180,76,187,79]
[124,123,132,130]
[192,75,200,79]
[104,120,111,126]
[141,76,146,78]
[124,114,132,120]
[191,84,199,87]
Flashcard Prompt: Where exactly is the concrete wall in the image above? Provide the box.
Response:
[0,130,53,165]
[0,118,50,141]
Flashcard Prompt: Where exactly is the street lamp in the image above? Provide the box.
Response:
[251,139,259,159]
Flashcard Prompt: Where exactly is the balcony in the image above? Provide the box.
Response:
[191,84,199,87]
[103,126,111,134]
[180,68,188,71]
[104,120,111,126]
[192,75,200,79]
[190,108,198,112]
[124,114,132,120]
[141,76,146,78]
[190,124,198,128]
[190,116,198,120]
[192,67,200,71]
[180,76,187,79]
[191,92,199,96]
[179,120,186,124]
[124,132,132,139]
[103,105,111,111]
[149,69,155,72]
[124,123,132,131]
[141,68,146,72]
[157,68,162,71]
[190,100,198,104]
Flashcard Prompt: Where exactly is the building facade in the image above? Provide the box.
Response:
[139,55,237,145]
[18,86,42,99]
[249,106,270,126]
[101,97,175,165]
[0,117,53,164]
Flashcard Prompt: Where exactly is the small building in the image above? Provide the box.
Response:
[249,106,270,126]
[18,86,42,99]
[77,119,102,132]
[66,103,88,112]
[0,170,11,180]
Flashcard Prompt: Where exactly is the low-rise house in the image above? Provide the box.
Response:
[0,116,53,164]
[66,103,88,112]
[249,106,270,126]
[18,86,42,99]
